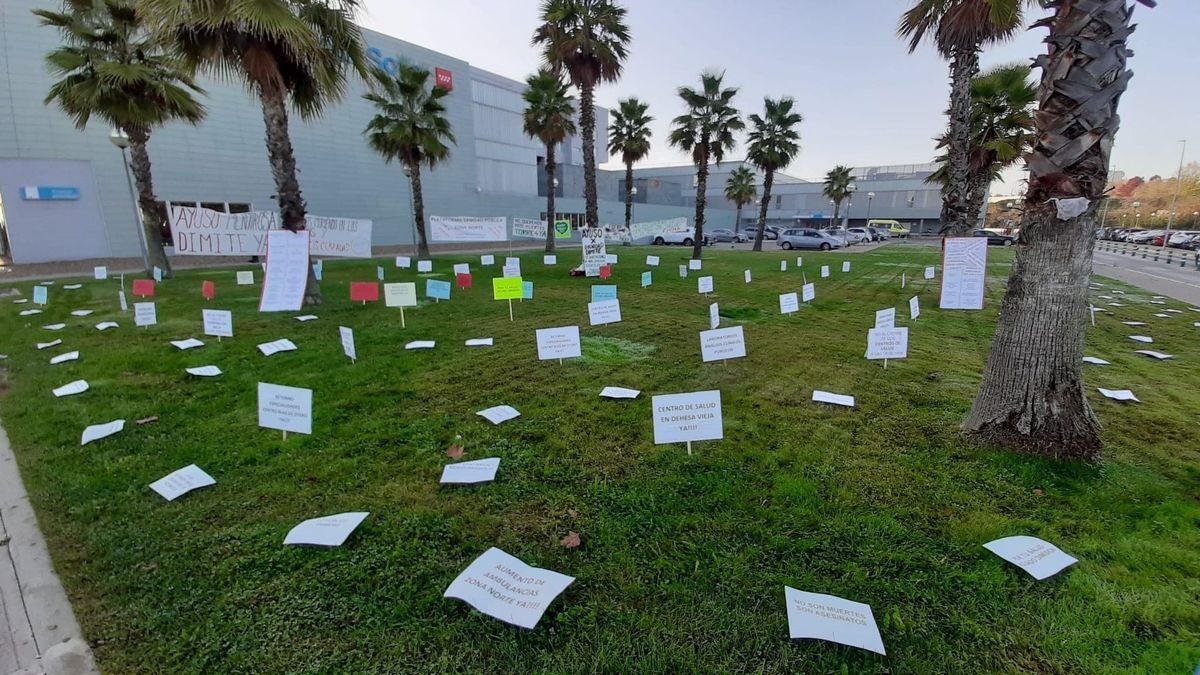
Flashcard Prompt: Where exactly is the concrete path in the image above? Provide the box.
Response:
[0,423,97,675]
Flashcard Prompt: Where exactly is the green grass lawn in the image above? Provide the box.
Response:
[1,244,1197,674]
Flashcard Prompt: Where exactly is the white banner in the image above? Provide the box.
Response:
[512,218,547,239]
[629,217,688,240]
[429,216,507,242]
[581,228,607,276]
[168,205,372,258]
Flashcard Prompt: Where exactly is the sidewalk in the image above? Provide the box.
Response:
[0,422,97,675]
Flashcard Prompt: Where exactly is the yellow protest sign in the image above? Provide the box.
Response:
[492,276,524,300]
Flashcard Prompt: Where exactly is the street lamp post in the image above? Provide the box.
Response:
[108,128,150,271]
[866,191,875,228]
[1163,139,1187,248]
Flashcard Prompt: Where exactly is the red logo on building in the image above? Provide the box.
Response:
[435,67,454,91]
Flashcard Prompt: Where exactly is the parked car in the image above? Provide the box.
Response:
[973,229,1015,246]
[868,227,890,241]
[652,228,699,246]
[823,228,854,247]
[744,226,778,241]
[1167,231,1199,248]
[777,228,844,251]
[869,220,908,238]
[1129,230,1163,244]
[846,227,873,244]
[703,228,746,244]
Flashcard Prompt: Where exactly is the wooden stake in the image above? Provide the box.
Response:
[400,306,406,329]
[686,440,693,456]
[282,430,288,441]
[508,298,514,321]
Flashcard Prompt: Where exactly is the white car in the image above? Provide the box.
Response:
[846,227,873,244]
[652,228,699,246]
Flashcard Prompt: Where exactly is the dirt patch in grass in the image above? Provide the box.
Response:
[581,337,657,365]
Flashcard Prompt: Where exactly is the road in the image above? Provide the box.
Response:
[1092,248,1200,306]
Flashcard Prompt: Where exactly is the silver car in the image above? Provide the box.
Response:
[777,228,843,251]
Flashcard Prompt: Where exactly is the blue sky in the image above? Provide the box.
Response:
[360,0,1194,194]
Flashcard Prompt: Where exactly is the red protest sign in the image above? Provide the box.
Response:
[201,280,215,300]
[599,265,612,280]
[456,273,472,289]
[349,282,379,303]
[132,279,155,297]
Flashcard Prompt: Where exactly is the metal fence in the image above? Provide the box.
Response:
[1094,240,1200,270]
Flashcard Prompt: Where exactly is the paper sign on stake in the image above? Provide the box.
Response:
[417,260,433,273]
[588,299,622,326]
[502,263,521,278]
[202,309,233,338]
[396,256,412,268]
[257,382,312,435]
[492,277,523,300]
[376,265,385,281]
[842,261,851,273]
[796,256,803,267]
[875,308,896,329]
[780,292,799,315]
[134,302,157,327]
[652,390,723,453]
[784,587,886,655]
[909,296,921,320]
[350,282,379,303]
[802,284,816,303]
[132,279,155,297]
[149,465,216,501]
[536,326,581,361]
[426,279,452,301]
[598,265,611,280]
[481,254,495,266]
[457,273,472,289]
[94,266,108,280]
[153,266,163,282]
[867,327,908,362]
[983,535,1077,580]
[709,303,719,330]
[33,286,48,305]
[780,260,788,272]
[119,291,128,312]
[522,281,533,300]
[820,265,830,278]
[641,271,652,288]
[744,269,752,284]
[646,255,660,266]
[924,266,935,280]
[700,326,746,363]
[544,255,557,266]
[453,263,470,276]
[440,458,501,484]
[443,547,575,629]
[339,326,356,362]
[591,285,617,302]
[284,512,368,547]
[202,280,215,300]
[384,282,418,308]
[688,259,702,271]
[698,276,714,294]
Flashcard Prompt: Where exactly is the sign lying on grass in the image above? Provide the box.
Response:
[440,458,501,484]
[284,512,368,547]
[784,587,885,655]
[983,535,1077,580]
[700,326,746,363]
[429,216,507,242]
[444,547,575,629]
[260,231,309,312]
[169,205,372,257]
[940,237,987,310]
[652,390,723,445]
[536,326,581,361]
[149,464,215,501]
[257,382,312,435]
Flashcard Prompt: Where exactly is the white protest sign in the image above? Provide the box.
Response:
[502,264,521,278]
[465,338,494,347]
[924,266,935,280]
[417,260,433,273]
[405,340,436,350]
[134,302,157,327]
[236,271,254,285]
[339,326,356,362]
[42,323,66,331]
[983,535,1077,580]
[169,205,372,257]
[678,265,688,279]
[780,260,788,272]
[440,457,501,484]
[588,299,622,326]
[476,405,520,425]
[784,587,886,655]
[81,419,124,445]
[874,308,896,329]
[201,309,233,338]
[53,380,89,397]
[1134,350,1174,360]
[652,390,723,447]
[257,338,297,356]
[511,218,547,239]
[600,386,640,399]
[96,322,118,331]
[866,327,909,360]
[699,326,746,363]
[709,303,720,330]
[19,309,42,316]
[443,547,575,629]
[688,259,702,271]
[629,217,688,240]
[453,263,470,276]
[395,255,412,268]
[294,314,318,322]
[796,256,803,267]
[94,266,108,280]
[186,365,222,377]
[646,255,660,267]
[429,216,507,242]
[802,283,815,303]
[260,230,309,312]
[481,254,495,266]
[605,254,618,265]
[698,276,714,294]
[149,465,216,501]
[744,269,752,284]
[49,351,80,365]
[284,512,368,547]
[842,261,851,273]
[909,296,920,320]
[780,292,799,315]
[820,265,830,278]
[37,340,62,350]
[257,382,312,434]
[1098,388,1139,402]
[940,237,987,310]
[384,282,418,307]
[581,228,607,276]
[812,390,855,407]
[535,326,582,361]
[1082,357,1110,366]
[70,310,93,317]
[544,255,557,266]
[170,338,205,351]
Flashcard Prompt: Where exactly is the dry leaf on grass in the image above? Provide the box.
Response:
[559,531,581,548]
[135,416,158,425]
[446,444,464,459]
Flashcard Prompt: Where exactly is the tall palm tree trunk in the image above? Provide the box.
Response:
[941,46,980,236]
[965,172,992,232]
[410,165,430,258]
[623,161,634,230]
[259,85,321,306]
[734,204,742,234]
[544,143,557,254]
[964,0,1141,460]
[691,141,710,260]
[832,201,841,226]
[753,169,775,252]
[579,83,598,230]
[124,126,172,278]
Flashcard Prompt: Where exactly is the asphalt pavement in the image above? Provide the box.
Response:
[1092,247,1200,306]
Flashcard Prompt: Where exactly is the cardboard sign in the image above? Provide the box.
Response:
[384,282,418,307]
[492,277,524,300]
[983,535,1077,580]
[440,458,501,485]
[780,292,799,315]
[81,419,124,446]
[132,279,155,297]
[284,512,368,547]
[646,255,660,267]
[53,380,89,398]
[522,281,534,300]
[339,326,356,362]
[349,282,379,303]
[780,260,788,272]
[709,303,720,330]
[443,547,575,629]
[641,271,652,288]
[652,390,723,444]
[535,326,581,361]
[591,285,617,302]
[257,382,312,434]
[134,302,157,327]
[812,390,854,407]
[453,263,470,276]
[237,271,254,285]
[481,254,495,266]
[476,405,521,425]
[875,308,896,329]
[820,265,830,278]
[396,256,412,268]
[688,259,702,271]
[598,265,612,280]
[842,261,851,273]
[32,286,47,305]
[784,587,885,655]
[94,266,108,280]
[909,296,920,320]
[417,260,433,273]
[924,266,935,280]
[149,464,216,501]
[426,280,452,300]
[202,309,233,338]
[582,227,607,276]
[679,265,688,279]
[260,230,309,312]
[744,270,752,284]
[698,276,714,294]
[940,237,987,310]
[802,283,815,303]
[866,327,909,360]
[588,299,622,326]
[700,326,746,363]
[544,255,557,266]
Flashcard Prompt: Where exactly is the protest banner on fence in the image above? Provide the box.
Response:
[429,216,507,242]
[169,205,372,258]
[511,218,547,240]
[629,217,688,240]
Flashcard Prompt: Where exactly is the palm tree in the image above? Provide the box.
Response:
[747,97,803,252]
[534,0,630,233]
[898,0,1027,236]
[963,0,1156,460]
[146,0,368,305]
[822,165,856,226]
[364,65,456,259]
[608,97,653,233]
[36,0,205,279]
[724,167,757,235]
[668,71,744,260]
[929,64,1036,226]
[522,70,576,254]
